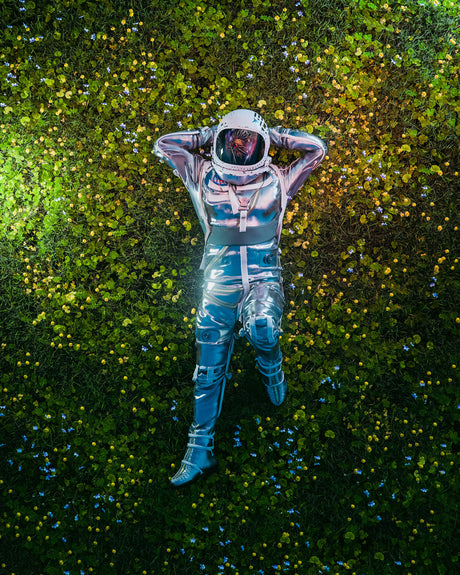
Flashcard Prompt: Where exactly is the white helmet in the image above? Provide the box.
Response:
[212,109,271,185]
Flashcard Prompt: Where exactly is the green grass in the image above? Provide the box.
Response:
[0,1,459,573]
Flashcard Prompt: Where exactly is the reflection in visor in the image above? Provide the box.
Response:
[216,129,265,166]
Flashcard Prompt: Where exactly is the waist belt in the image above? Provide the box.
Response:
[207,220,278,246]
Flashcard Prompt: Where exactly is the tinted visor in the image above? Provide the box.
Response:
[215,129,266,166]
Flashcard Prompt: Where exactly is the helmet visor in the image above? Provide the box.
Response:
[215,129,266,166]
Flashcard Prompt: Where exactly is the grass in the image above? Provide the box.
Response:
[0,1,459,574]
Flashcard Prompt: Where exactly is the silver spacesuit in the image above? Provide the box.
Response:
[154,109,326,486]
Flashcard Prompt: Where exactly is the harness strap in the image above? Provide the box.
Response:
[227,184,240,215]
[238,245,250,321]
[228,184,254,233]
[208,220,278,246]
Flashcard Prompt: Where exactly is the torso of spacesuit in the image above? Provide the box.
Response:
[153,125,326,287]
[199,165,283,285]
[205,170,280,241]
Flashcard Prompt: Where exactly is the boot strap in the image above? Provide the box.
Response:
[257,357,283,378]
[180,459,204,475]
[188,432,214,451]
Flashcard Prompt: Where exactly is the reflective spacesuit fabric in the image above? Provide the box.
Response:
[154,123,326,485]
[153,124,327,353]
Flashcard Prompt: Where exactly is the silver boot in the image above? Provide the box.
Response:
[170,423,217,487]
[170,362,229,487]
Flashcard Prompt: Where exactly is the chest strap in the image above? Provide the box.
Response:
[228,184,258,233]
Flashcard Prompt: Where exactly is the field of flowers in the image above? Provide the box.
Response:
[0,0,459,573]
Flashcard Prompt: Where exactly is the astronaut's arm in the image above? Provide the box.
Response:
[269,126,327,199]
[153,126,215,183]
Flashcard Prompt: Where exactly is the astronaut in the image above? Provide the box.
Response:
[154,109,326,486]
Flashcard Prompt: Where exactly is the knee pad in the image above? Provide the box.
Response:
[243,314,281,351]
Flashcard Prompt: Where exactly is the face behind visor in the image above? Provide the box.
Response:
[215,129,265,167]
[212,109,271,186]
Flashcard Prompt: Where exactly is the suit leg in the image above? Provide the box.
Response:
[240,282,287,406]
[171,285,239,486]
